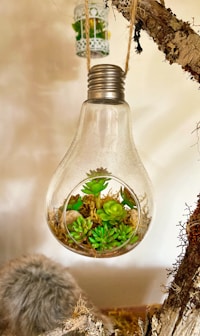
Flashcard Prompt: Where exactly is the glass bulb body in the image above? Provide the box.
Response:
[46,64,154,258]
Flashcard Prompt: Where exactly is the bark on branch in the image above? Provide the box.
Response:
[111,0,200,83]
[147,195,200,335]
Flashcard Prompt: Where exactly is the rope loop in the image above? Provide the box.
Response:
[84,0,139,75]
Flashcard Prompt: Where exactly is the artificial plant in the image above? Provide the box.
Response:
[65,168,139,253]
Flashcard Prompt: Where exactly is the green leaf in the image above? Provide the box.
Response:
[82,177,110,196]
[67,195,83,211]
[120,187,137,209]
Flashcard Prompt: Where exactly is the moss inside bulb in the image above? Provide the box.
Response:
[47,168,152,257]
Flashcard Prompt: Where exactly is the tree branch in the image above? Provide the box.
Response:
[111,0,200,83]
[148,195,200,335]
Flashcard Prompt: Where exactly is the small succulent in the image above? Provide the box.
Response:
[67,195,83,211]
[115,223,135,245]
[97,200,126,224]
[86,168,111,178]
[129,234,139,244]
[81,177,110,197]
[81,168,111,209]
[89,223,119,251]
[120,187,137,209]
[88,222,138,251]
[68,216,93,243]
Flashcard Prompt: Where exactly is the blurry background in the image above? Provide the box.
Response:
[0,0,199,308]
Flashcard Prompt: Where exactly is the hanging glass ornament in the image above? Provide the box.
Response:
[46,64,154,258]
[72,1,109,58]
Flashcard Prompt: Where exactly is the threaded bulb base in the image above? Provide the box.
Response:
[88,64,125,100]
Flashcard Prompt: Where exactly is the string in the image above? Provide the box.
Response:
[84,0,91,72]
[124,0,139,75]
[83,0,139,75]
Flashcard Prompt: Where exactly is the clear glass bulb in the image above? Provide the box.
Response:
[46,64,154,258]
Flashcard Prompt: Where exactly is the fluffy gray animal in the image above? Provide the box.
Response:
[0,254,105,336]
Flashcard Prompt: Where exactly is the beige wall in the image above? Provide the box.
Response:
[0,0,199,307]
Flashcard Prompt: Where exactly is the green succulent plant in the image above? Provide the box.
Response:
[115,223,135,245]
[82,177,110,197]
[88,221,138,251]
[67,195,83,211]
[68,216,92,243]
[97,200,126,224]
[120,187,137,209]
[81,168,111,209]
[89,223,119,251]
[129,234,139,244]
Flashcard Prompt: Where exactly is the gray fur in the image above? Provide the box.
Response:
[0,254,86,336]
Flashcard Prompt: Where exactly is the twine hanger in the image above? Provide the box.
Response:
[84,0,139,76]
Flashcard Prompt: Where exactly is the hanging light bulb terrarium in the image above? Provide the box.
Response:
[46,64,154,258]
